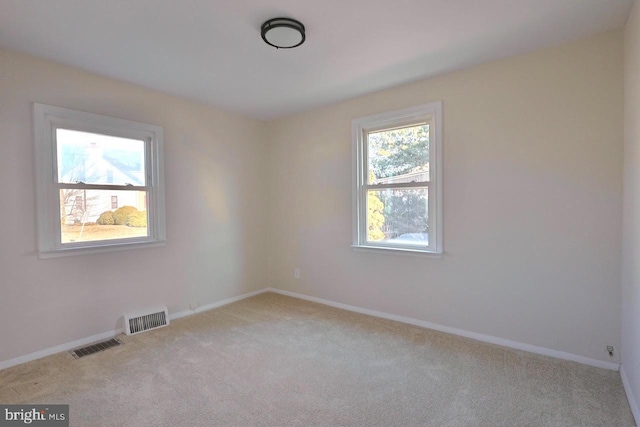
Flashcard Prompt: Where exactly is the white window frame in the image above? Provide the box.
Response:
[352,101,443,254]
[33,103,166,258]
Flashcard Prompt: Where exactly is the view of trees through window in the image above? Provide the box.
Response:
[366,124,429,245]
[56,129,149,243]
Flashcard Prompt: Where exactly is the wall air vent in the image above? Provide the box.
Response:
[124,307,169,335]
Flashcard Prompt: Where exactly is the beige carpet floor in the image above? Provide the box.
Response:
[0,292,635,426]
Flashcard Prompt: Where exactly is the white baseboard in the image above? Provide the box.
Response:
[0,328,123,371]
[0,288,270,371]
[267,288,620,371]
[1,287,619,374]
[170,288,269,320]
[621,365,640,425]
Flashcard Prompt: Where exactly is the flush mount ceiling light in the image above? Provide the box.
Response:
[261,17,305,49]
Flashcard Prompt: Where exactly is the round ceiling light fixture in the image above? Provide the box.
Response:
[261,17,305,49]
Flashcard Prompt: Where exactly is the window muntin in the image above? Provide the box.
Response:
[34,104,166,257]
[352,102,442,254]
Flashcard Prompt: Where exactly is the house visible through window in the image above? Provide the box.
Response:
[352,102,443,253]
[33,104,166,257]
[74,195,84,211]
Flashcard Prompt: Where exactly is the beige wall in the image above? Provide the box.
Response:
[0,28,627,367]
[267,30,624,362]
[622,0,640,416]
[0,49,268,362]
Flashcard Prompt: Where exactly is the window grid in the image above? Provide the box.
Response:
[33,103,166,258]
[352,102,442,254]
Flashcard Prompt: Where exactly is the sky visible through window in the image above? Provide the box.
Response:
[56,128,148,243]
[56,128,145,186]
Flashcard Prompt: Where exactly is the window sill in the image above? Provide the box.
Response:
[351,245,443,258]
[38,240,166,259]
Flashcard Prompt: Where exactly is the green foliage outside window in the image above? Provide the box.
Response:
[367,125,430,240]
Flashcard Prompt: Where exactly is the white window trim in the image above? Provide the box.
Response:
[33,103,166,258]
[351,101,443,254]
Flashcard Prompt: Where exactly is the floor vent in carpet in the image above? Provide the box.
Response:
[70,338,122,359]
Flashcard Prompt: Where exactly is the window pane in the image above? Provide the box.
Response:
[56,128,146,186]
[367,188,428,246]
[367,124,429,184]
[59,189,148,243]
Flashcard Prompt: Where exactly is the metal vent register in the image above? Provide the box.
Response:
[70,338,122,359]
[125,307,169,335]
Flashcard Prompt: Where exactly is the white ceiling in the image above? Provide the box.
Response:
[0,0,634,120]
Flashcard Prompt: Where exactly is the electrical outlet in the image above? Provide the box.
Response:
[294,268,300,279]
[606,345,615,357]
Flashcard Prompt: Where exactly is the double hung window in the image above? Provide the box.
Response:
[33,104,166,257]
[352,102,442,254]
